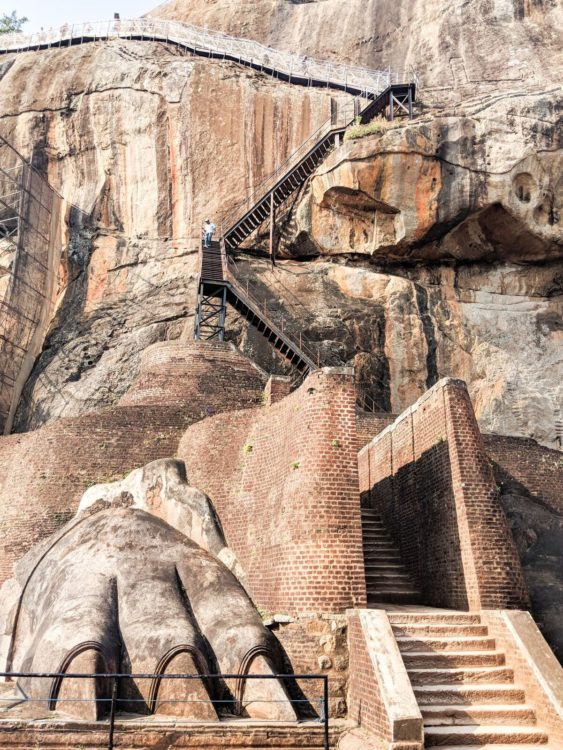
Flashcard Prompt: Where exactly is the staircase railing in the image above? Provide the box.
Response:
[218,99,358,240]
[220,246,322,368]
[0,18,396,95]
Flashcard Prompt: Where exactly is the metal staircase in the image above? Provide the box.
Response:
[195,240,318,372]
[220,83,416,255]
[195,79,417,380]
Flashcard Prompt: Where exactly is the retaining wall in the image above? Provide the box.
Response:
[178,367,367,615]
[358,378,528,611]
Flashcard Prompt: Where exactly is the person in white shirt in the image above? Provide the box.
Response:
[202,219,216,248]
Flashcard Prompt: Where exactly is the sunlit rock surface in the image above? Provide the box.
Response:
[150,0,563,100]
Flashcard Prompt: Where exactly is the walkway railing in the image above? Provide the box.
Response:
[0,18,402,98]
[219,98,358,240]
[0,671,330,750]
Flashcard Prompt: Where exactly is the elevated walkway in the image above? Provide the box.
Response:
[0,18,412,100]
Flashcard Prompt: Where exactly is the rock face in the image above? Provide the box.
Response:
[500,485,563,662]
[0,466,295,721]
[0,8,560,448]
[0,41,335,429]
[294,94,561,263]
[150,0,563,100]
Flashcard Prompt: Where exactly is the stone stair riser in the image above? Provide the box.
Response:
[420,705,537,726]
[414,686,526,706]
[402,652,506,668]
[397,637,497,652]
[407,668,514,685]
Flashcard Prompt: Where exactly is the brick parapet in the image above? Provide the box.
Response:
[264,375,292,406]
[178,368,367,615]
[355,410,396,450]
[347,609,423,750]
[482,610,563,745]
[483,433,563,514]
[358,378,528,610]
[120,340,267,412]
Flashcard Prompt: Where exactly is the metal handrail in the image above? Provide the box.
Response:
[221,248,320,368]
[0,17,398,96]
[1,670,330,750]
[219,99,358,237]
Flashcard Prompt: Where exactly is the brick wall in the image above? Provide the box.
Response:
[483,611,563,746]
[120,340,267,413]
[347,612,392,742]
[272,615,348,719]
[0,341,267,585]
[178,368,367,615]
[358,378,529,611]
[483,434,563,514]
[355,410,396,450]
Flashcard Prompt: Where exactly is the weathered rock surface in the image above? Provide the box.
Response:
[289,93,562,262]
[227,254,562,449]
[151,0,563,101]
[500,485,563,662]
[78,457,245,581]
[0,41,335,429]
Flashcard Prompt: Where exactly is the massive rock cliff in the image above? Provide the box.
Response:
[0,0,560,449]
[0,41,336,428]
[150,0,563,102]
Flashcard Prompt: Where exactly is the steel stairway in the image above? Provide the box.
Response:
[195,241,317,372]
[195,82,416,375]
[221,83,416,254]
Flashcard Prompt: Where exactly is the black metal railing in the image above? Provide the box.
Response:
[0,671,330,750]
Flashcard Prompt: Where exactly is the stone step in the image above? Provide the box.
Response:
[397,636,496,652]
[364,544,401,560]
[421,704,537,726]
[367,591,422,604]
[402,651,506,668]
[365,571,414,581]
[368,582,420,593]
[388,614,482,626]
[407,667,514,685]
[364,554,403,563]
[392,624,489,637]
[365,563,406,571]
[423,725,548,746]
[414,685,526,706]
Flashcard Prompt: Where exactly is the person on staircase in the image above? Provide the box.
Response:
[203,219,216,248]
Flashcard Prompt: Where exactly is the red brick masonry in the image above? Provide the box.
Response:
[483,433,563,514]
[0,341,266,585]
[358,378,529,610]
[179,367,367,615]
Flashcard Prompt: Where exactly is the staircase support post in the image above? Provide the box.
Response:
[269,191,276,267]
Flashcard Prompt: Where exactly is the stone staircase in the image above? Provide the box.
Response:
[361,508,421,604]
[389,611,550,748]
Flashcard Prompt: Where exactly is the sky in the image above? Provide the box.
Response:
[3,0,157,34]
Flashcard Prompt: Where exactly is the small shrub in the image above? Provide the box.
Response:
[344,115,397,142]
[243,443,253,454]
[290,461,300,470]
[331,438,341,449]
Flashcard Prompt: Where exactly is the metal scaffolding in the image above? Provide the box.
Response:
[0,136,62,434]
